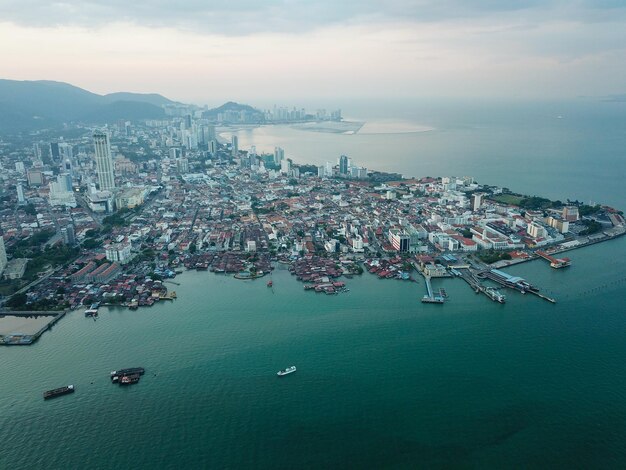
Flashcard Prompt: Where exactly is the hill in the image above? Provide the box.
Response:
[203,101,264,120]
[103,92,176,107]
[0,79,175,131]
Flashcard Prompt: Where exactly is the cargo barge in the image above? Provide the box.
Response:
[111,367,145,382]
[43,385,74,400]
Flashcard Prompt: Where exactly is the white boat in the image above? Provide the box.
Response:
[277,366,296,376]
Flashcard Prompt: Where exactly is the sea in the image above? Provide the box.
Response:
[1,98,625,469]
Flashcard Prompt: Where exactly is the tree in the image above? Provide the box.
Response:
[24,203,37,216]
[6,293,27,309]
[82,238,102,249]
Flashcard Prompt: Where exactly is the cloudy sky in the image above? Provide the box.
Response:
[0,0,625,104]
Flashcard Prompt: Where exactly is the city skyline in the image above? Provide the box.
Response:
[1,1,625,103]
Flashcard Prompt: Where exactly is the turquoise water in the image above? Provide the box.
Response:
[1,235,626,468]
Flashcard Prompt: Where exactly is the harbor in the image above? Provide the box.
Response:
[1,236,625,468]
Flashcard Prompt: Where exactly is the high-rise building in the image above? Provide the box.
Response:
[339,155,349,175]
[17,184,25,205]
[325,161,334,177]
[206,124,216,141]
[58,173,73,192]
[208,140,217,155]
[176,158,189,174]
[59,142,73,160]
[274,147,284,166]
[61,224,76,245]
[231,136,239,157]
[562,206,580,222]
[62,158,73,177]
[169,148,181,160]
[0,236,7,277]
[93,131,116,191]
[389,229,410,252]
[49,142,60,161]
[33,143,41,159]
[471,193,484,211]
[49,176,76,208]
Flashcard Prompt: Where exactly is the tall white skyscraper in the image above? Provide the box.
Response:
[274,147,284,166]
[231,135,239,157]
[93,131,116,191]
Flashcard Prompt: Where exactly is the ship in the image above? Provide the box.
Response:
[267,280,273,287]
[484,287,506,303]
[111,367,145,382]
[43,385,75,400]
[277,366,296,376]
[119,374,141,385]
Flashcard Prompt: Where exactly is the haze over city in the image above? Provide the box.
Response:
[1,0,626,103]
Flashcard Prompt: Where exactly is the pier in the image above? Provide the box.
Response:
[536,250,571,269]
[159,291,177,300]
[420,273,445,304]
[456,269,506,303]
[479,269,556,303]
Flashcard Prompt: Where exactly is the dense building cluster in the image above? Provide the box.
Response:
[0,113,624,311]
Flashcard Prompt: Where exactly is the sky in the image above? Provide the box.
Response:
[0,0,625,105]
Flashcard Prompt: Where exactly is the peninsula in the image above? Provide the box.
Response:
[0,104,624,344]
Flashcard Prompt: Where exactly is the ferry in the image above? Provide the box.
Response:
[485,287,506,303]
[277,366,296,376]
[43,385,74,400]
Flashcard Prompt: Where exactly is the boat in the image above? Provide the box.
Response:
[267,280,273,287]
[119,374,141,385]
[44,385,75,400]
[111,367,145,381]
[277,366,296,376]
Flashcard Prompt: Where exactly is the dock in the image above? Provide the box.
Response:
[420,273,445,304]
[536,250,571,269]
[479,269,556,303]
[159,291,177,300]
[456,269,506,303]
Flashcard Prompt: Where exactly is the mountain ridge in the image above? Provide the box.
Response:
[0,79,175,131]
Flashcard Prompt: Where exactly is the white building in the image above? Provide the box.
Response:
[17,184,25,204]
[49,177,76,208]
[105,242,132,264]
[527,222,547,239]
[274,147,284,165]
[93,131,116,191]
[352,236,364,253]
